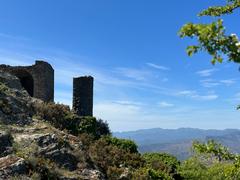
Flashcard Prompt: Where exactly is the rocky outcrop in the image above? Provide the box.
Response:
[0,71,34,125]
[35,133,78,171]
[0,155,28,178]
[0,70,23,90]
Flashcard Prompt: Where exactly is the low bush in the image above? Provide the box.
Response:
[34,102,110,138]
[142,153,182,179]
[96,119,111,137]
[103,136,138,153]
[179,157,207,179]
[89,137,144,178]
[34,102,71,129]
[132,167,173,180]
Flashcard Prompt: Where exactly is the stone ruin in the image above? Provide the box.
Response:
[0,60,94,116]
[0,61,54,102]
[73,76,93,116]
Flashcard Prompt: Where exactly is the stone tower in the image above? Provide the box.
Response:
[0,60,54,102]
[72,76,93,116]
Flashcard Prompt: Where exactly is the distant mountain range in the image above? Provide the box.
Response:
[113,128,240,160]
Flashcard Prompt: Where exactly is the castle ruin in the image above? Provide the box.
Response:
[0,61,54,102]
[0,60,94,116]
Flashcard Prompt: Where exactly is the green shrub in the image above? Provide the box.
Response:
[132,167,173,180]
[179,157,208,180]
[27,157,60,180]
[107,166,127,180]
[142,153,182,179]
[103,136,138,153]
[73,116,110,138]
[34,102,110,138]
[89,137,144,178]
[34,102,71,129]
[179,157,240,180]
[179,140,240,180]
[0,82,9,94]
[96,119,111,137]
[78,133,96,149]
[192,140,234,162]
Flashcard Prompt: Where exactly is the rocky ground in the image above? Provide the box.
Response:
[0,71,105,180]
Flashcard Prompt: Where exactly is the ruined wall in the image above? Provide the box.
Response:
[0,60,54,102]
[73,76,93,116]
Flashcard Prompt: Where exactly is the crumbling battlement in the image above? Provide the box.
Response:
[0,61,54,102]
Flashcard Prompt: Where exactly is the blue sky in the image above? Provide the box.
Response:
[0,0,240,131]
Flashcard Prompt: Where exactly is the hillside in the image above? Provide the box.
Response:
[2,70,240,179]
[114,128,240,160]
[0,70,183,179]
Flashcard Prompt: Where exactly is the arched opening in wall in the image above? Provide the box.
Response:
[13,70,34,97]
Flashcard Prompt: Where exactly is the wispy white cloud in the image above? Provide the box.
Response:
[0,33,30,42]
[219,79,236,86]
[200,79,236,88]
[114,67,152,81]
[94,101,187,131]
[200,79,220,88]
[176,90,218,101]
[114,100,144,106]
[194,94,218,101]
[176,90,195,96]
[158,101,174,108]
[196,69,217,77]
[162,78,169,82]
[146,62,170,71]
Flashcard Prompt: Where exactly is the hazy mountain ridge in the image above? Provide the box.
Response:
[114,128,240,160]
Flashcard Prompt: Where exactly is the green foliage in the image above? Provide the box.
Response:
[180,157,240,180]
[132,167,173,180]
[180,140,240,179]
[34,102,71,129]
[96,119,111,137]
[180,157,208,180]
[89,137,144,178]
[0,82,9,93]
[77,117,111,138]
[193,140,234,162]
[199,0,240,17]
[179,0,240,64]
[207,163,240,180]
[77,116,97,135]
[27,156,60,180]
[103,136,138,153]
[34,102,110,138]
[142,153,182,179]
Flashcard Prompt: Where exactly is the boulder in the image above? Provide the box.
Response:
[39,145,78,171]
[0,155,28,179]
[0,131,13,157]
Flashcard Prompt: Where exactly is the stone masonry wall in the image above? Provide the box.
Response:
[0,61,54,102]
[73,76,93,116]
